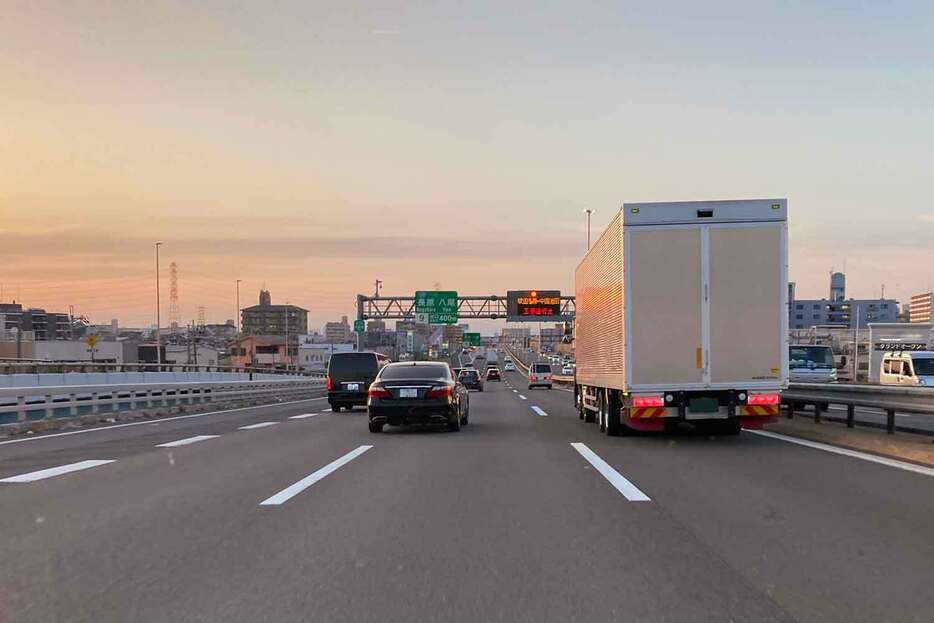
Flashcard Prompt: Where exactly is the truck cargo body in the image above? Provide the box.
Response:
[574,199,788,435]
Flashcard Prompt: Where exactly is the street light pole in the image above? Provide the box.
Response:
[583,209,595,250]
[155,242,163,369]
[236,279,242,334]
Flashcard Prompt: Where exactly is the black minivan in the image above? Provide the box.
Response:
[326,352,386,412]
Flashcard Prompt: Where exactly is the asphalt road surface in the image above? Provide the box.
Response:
[1,372,932,623]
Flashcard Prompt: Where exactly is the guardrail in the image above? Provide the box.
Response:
[782,383,934,435]
[0,377,323,426]
[0,360,321,377]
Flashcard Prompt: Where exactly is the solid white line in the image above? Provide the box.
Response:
[288,413,318,420]
[518,394,527,400]
[571,442,651,501]
[155,434,220,448]
[260,445,373,506]
[747,430,934,478]
[238,422,278,430]
[0,397,327,446]
[0,459,115,483]
[531,406,548,417]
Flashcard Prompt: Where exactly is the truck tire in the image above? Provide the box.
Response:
[576,386,584,420]
[331,404,342,413]
[605,391,622,437]
[598,393,607,433]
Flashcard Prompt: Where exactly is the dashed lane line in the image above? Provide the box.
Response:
[288,413,319,420]
[531,406,548,417]
[518,395,527,400]
[260,445,373,506]
[155,435,220,448]
[238,422,279,430]
[0,460,116,483]
[570,443,651,502]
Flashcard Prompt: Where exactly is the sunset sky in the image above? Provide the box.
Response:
[3,2,933,331]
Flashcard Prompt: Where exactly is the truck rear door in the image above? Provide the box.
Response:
[628,227,705,387]
[708,223,784,388]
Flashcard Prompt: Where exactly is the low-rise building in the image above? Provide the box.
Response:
[298,342,355,372]
[229,335,291,368]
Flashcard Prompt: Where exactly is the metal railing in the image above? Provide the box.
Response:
[0,377,323,425]
[782,383,934,435]
[0,360,322,377]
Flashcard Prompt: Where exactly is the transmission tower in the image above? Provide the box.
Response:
[197,305,206,328]
[168,262,180,331]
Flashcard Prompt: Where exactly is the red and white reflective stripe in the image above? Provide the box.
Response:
[632,396,664,408]
[747,393,780,405]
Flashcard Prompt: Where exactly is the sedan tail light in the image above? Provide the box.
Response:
[426,385,453,399]
[368,386,392,399]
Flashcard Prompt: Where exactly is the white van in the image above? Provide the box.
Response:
[879,351,934,386]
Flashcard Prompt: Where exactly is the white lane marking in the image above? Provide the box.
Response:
[0,459,116,483]
[512,389,518,393]
[260,445,373,506]
[238,422,278,430]
[571,443,651,502]
[748,430,934,478]
[531,406,548,416]
[518,394,527,400]
[288,413,318,420]
[155,435,220,448]
[0,397,327,446]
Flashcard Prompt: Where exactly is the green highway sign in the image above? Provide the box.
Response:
[415,290,458,325]
[353,319,365,332]
[464,332,481,346]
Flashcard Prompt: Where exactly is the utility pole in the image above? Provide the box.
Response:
[236,279,242,334]
[853,305,860,382]
[583,209,595,250]
[155,242,163,369]
[284,302,290,371]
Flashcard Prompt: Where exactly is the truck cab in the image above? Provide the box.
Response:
[789,345,838,383]
[879,352,934,386]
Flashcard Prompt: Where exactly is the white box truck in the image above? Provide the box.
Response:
[573,199,788,435]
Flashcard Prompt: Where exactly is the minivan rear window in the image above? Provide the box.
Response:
[532,363,552,373]
[328,353,379,376]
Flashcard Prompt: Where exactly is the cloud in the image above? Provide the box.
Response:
[918,215,934,223]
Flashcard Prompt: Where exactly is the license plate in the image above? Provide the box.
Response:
[689,397,719,413]
[399,388,418,398]
[346,383,360,391]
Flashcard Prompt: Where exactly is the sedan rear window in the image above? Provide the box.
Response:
[379,364,451,380]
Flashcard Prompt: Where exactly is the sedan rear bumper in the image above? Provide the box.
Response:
[369,404,457,426]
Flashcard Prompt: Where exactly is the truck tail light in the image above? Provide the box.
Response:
[426,385,453,399]
[325,375,332,390]
[748,393,780,405]
[633,396,665,408]
[368,386,392,399]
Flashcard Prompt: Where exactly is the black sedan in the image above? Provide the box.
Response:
[367,362,469,433]
[458,368,484,391]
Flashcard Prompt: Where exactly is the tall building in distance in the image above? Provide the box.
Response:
[909,292,934,324]
[240,289,308,337]
[789,272,900,329]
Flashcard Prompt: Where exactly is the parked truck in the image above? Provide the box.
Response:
[574,199,788,435]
